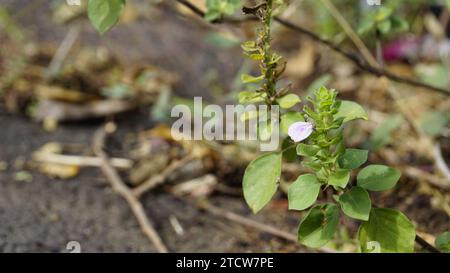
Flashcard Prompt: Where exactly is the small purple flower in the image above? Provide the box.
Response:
[288,122,313,142]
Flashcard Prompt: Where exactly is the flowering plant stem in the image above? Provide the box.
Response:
[241,0,420,253]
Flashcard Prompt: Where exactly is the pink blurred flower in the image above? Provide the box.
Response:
[383,37,420,61]
[288,122,313,142]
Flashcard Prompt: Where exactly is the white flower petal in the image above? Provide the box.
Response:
[288,122,313,142]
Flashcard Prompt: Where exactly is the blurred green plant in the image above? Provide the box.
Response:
[415,64,450,90]
[358,6,409,37]
[204,0,241,21]
[87,0,125,34]
[435,231,450,252]
[419,111,450,137]
[0,7,24,41]
[369,114,404,151]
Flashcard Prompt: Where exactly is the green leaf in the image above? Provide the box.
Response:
[357,165,401,191]
[337,187,371,221]
[419,111,449,137]
[247,53,264,60]
[241,74,264,84]
[243,152,282,213]
[204,10,221,21]
[415,63,450,89]
[88,0,125,34]
[338,148,368,170]
[377,19,392,35]
[205,0,241,21]
[282,137,297,162]
[238,91,267,104]
[280,112,304,134]
[390,16,409,33]
[370,114,404,150]
[298,204,340,248]
[241,41,257,52]
[375,7,393,22]
[435,232,450,252]
[358,208,416,253]
[328,169,350,188]
[306,75,332,97]
[358,17,375,35]
[334,100,368,123]
[288,174,321,211]
[205,33,240,49]
[276,94,301,109]
[296,143,320,157]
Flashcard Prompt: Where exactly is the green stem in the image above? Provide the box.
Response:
[263,0,276,98]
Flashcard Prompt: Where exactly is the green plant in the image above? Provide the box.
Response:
[435,231,450,252]
[87,0,125,34]
[204,0,241,21]
[358,5,409,37]
[239,0,302,137]
[241,0,416,253]
[82,0,439,253]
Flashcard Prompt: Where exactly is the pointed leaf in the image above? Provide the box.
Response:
[241,74,264,84]
[238,91,266,104]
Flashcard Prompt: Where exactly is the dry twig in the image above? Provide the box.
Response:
[193,199,336,253]
[132,156,193,197]
[33,152,133,170]
[433,143,450,183]
[46,25,81,78]
[93,124,168,253]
